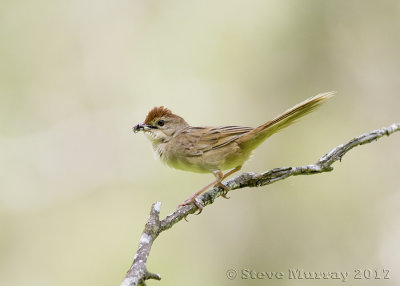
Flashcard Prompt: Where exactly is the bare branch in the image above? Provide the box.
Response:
[121,123,399,286]
[121,202,162,286]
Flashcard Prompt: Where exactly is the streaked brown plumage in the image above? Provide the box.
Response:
[133,92,334,213]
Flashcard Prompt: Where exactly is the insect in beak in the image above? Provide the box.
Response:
[133,123,155,133]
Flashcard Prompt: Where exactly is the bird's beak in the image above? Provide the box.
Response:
[133,123,153,133]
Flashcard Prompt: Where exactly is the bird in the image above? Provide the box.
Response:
[133,92,334,213]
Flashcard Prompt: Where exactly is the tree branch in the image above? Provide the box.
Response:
[121,123,399,286]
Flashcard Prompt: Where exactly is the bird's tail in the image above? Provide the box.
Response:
[238,92,335,149]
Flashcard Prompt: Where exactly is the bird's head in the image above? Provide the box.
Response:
[133,106,189,143]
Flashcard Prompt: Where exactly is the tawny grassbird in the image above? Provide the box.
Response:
[133,92,334,213]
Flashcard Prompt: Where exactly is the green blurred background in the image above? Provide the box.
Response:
[1,0,399,285]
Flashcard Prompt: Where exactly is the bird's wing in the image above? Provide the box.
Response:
[177,126,254,156]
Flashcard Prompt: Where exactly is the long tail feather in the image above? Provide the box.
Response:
[238,92,335,149]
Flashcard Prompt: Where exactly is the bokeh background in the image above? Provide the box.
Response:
[1,0,399,285]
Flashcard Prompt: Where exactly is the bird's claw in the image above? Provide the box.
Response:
[216,183,230,199]
[178,197,204,218]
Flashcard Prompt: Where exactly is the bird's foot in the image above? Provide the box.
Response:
[215,183,230,199]
[178,197,204,215]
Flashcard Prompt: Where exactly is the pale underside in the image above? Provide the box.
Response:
[149,126,254,173]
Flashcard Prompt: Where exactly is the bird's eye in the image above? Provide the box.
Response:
[157,120,165,126]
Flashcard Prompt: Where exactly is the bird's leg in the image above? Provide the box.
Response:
[214,166,242,199]
[178,178,220,214]
[178,166,242,215]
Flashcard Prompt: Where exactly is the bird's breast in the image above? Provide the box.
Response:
[152,142,212,173]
